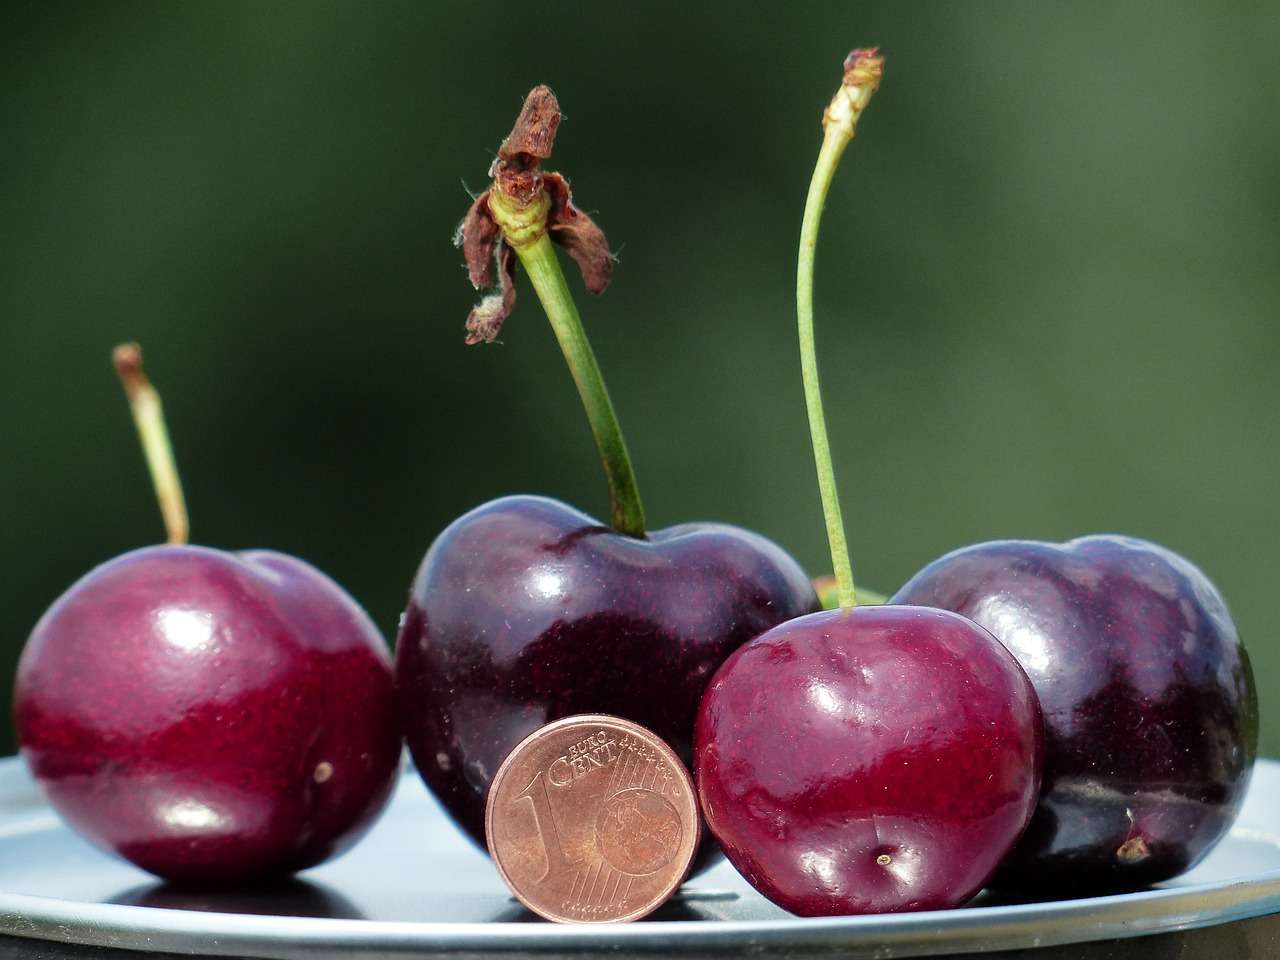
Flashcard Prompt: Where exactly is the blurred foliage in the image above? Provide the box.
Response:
[2,2,1278,754]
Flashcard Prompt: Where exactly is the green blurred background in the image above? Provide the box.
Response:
[3,3,1277,754]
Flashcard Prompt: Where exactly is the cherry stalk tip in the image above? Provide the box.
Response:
[843,48,885,85]
[112,341,141,372]
[824,47,884,137]
[458,85,613,343]
[112,343,146,394]
[112,342,189,546]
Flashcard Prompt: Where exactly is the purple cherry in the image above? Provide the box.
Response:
[12,345,400,883]
[395,494,817,863]
[891,535,1257,892]
[695,605,1043,915]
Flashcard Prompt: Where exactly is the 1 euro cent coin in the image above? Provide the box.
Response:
[485,714,700,923]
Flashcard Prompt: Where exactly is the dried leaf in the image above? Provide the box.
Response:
[545,173,614,295]
[457,191,498,290]
[498,85,561,163]
[464,243,517,344]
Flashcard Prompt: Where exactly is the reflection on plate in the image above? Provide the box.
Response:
[110,878,366,920]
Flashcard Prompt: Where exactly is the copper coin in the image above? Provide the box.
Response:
[485,714,700,923]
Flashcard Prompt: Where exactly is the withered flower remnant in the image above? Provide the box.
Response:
[457,85,613,344]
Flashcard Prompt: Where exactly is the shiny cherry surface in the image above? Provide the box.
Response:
[394,494,818,865]
[694,605,1043,916]
[14,545,402,884]
[891,535,1257,892]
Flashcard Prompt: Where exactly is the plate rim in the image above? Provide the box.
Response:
[1,757,1277,959]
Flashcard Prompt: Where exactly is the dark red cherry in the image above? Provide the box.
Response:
[14,545,402,884]
[891,535,1257,893]
[394,494,819,869]
[694,605,1043,916]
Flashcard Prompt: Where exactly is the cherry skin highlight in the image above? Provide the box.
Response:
[694,605,1043,916]
[394,494,819,869]
[891,535,1257,893]
[14,545,402,884]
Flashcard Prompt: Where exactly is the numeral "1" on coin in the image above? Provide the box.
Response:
[515,770,578,882]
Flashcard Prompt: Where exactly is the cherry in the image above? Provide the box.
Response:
[396,86,818,868]
[890,535,1257,893]
[696,605,1042,914]
[693,50,1044,915]
[13,345,401,884]
[395,494,815,857]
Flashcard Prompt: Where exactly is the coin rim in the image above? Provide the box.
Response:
[484,713,702,924]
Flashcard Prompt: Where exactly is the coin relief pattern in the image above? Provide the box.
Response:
[486,716,698,923]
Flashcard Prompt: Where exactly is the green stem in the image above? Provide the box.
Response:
[796,51,883,610]
[112,343,190,546]
[797,132,857,608]
[512,233,647,538]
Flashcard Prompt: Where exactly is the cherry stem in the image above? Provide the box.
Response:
[509,231,647,538]
[796,49,884,609]
[112,344,189,546]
